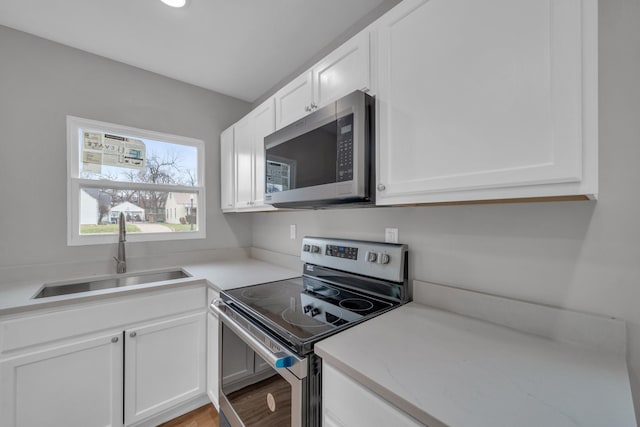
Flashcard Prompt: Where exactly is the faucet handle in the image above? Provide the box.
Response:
[113,256,126,273]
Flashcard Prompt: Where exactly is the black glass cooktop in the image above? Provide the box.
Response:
[223,276,395,345]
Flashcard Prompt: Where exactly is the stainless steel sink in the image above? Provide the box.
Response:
[33,270,189,299]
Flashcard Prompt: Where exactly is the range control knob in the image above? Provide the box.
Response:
[378,253,391,264]
[311,245,321,254]
[303,305,312,314]
[311,307,321,317]
[366,251,377,263]
[303,244,311,252]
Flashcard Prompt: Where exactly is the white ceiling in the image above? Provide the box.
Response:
[0,0,389,102]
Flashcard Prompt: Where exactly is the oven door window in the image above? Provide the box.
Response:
[221,324,300,427]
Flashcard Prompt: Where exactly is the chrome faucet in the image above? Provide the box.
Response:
[114,212,126,274]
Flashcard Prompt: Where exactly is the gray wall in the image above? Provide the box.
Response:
[0,25,252,270]
[251,0,640,417]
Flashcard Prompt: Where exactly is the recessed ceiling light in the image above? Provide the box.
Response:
[160,0,188,8]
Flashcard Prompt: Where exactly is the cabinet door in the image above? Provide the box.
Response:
[207,311,219,408]
[220,127,235,211]
[124,313,206,425]
[314,30,371,109]
[234,115,255,209]
[323,363,423,427]
[376,0,591,204]
[0,332,123,427]
[274,71,313,130]
[252,98,276,208]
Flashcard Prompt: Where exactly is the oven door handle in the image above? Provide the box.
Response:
[211,298,306,374]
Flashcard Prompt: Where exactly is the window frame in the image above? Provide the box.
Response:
[67,116,206,246]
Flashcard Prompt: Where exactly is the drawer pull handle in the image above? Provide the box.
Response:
[130,332,137,338]
[111,337,119,343]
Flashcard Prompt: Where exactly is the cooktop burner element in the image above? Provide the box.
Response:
[338,298,374,312]
[307,285,340,298]
[241,285,287,300]
[219,237,409,355]
[281,307,344,328]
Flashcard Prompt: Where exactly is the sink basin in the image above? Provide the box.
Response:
[33,270,189,299]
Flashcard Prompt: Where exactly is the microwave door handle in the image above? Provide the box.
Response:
[211,299,307,375]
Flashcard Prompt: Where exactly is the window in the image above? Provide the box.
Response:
[67,116,205,245]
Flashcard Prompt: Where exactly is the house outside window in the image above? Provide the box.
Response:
[67,116,205,245]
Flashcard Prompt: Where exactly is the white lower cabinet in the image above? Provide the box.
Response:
[0,285,207,427]
[124,313,206,425]
[323,362,423,427]
[0,332,124,427]
[206,311,219,408]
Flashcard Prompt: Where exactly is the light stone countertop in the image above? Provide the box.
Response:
[0,256,300,316]
[315,299,636,427]
[182,258,300,291]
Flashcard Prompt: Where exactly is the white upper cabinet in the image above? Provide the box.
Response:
[375,0,598,205]
[220,127,235,212]
[274,30,372,130]
[234,115,255,209]
[314,30,372,109]
[222,28,373,211]
[252,98,276,207]
[275,71,314,130]
[223,98,277,212]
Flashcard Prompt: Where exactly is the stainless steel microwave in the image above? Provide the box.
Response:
[264,90,375,209]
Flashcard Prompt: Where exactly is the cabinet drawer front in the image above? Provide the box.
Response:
[0,285,205,354]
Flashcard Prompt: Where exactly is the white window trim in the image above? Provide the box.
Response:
[67,116,206,246]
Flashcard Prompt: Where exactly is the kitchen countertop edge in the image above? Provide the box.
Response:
[0,254,301,316]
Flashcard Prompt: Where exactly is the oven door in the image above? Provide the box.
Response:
[211,299,309,427]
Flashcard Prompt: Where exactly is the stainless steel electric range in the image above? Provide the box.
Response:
[211,237,409,427]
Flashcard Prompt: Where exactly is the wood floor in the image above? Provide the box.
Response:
[159,404,219,427]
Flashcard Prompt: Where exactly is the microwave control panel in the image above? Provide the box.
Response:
[337,114,354,182]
